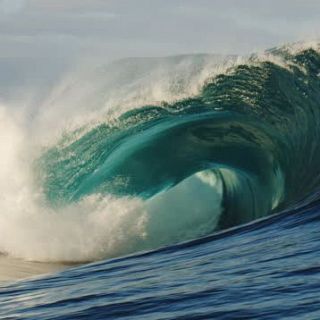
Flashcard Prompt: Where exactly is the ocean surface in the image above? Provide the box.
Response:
[1,43,320,319]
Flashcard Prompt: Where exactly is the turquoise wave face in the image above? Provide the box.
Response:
[38,48,320,236]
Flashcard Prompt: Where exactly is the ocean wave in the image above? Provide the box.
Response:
[0,42,320,263]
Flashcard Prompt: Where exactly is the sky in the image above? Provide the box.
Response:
[0,0,319,102]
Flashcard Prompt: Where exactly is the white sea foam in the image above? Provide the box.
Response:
[0,106,222,262]
[0,107,143,261]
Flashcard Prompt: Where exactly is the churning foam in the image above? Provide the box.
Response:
[0,106,146,262]
[0,106,222,263]
[0,55,229,262]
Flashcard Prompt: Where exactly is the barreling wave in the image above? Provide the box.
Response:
[1,43,320,262]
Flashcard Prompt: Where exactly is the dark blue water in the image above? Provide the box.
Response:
[1,201,320,319]
[1,44,320,319]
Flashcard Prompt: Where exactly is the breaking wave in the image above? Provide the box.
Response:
[1,42,320,263]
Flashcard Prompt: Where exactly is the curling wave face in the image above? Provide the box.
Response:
[1,44,320,262]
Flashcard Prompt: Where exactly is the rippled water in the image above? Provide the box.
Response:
[1,201,320,319]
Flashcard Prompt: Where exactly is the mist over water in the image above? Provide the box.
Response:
[0,55,228,262]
